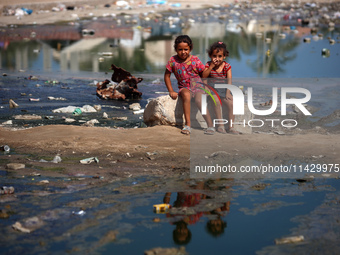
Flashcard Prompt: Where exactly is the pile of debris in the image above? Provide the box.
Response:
[96,64,143,100]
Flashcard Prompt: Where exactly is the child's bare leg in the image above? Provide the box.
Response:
[213,95,226,133]
[224,91,240,134]
[194,91,214,128]
[179,88,191,127]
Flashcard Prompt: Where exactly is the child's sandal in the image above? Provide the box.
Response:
[181,125,191,135]
[204,127,215,135]
[216,126,227,134]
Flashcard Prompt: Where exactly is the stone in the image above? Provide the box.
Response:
[6,163,25,170]
[143,96,185,126]
[129,103,141,111]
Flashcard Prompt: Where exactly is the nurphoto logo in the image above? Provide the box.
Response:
[201,84,312,128]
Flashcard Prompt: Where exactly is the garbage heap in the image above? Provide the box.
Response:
[96,64,143,100]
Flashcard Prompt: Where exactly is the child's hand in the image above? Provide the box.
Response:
[169,91,178,100]
[210,59,217,68]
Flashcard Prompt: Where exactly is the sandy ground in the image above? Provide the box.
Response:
[0,125,339,182]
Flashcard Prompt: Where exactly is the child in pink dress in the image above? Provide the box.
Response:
[164,35,215,135]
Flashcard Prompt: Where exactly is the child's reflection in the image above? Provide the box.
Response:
[162,183,230,245]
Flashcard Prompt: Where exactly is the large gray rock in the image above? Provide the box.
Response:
[143,96,185,126]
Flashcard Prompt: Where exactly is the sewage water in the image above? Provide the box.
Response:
[1,8,340,255]
[0,172,339,254]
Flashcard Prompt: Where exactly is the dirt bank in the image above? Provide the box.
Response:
[1,125,339,181]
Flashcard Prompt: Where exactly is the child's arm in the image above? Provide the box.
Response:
[226,68,232,98]
[202,62,215,78]
[164,69,178,100]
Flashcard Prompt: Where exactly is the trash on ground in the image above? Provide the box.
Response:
[48,96,66,101]
[112,116,128,121]
[133,109,144,114]
[9,99,19,108]
[153,204,171,213]
[73,108,82,115]
[322,48,330,57]
[82,119,99,127]
[0,186,15,195]
[14,114,42,120]
[0,145,10,152]
[275,235,305,245]
[72,210,86,216]
[96,64,143,100]
[80,157,99,164]
[52,105,97,114]
[6,163,25,170]
[12,216,44,233]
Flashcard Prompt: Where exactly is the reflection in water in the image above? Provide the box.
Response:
[1,14,339,77]
[163,179,231,244]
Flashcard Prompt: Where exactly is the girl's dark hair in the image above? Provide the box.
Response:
[174,35,193,50]
[207,41,229,57]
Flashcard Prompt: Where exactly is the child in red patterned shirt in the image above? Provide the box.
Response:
[202,41,240,134]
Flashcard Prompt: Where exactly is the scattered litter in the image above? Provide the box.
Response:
[73,108,82,115]
[64,118,76,123]
[39,180,49,184]
[80,157,99,164]
[29,98,40,102]
[133,109,144,114]
[6,163,25,170]
[2,120,13,125]
[51,155,62,163]
[14,115,42,120]
[48,96,66,101]
[103,112,109,119]
[151,78,161,84]
[83,119,99,127]
[12,222,31,233]
[72,210,86,216]
[12,216,44,233]
[153,204,171,213]
[82,29,95,36]
[321,48,330,57]
[9,99,19,108]
[312,155,325,159]
[303,37,311,43]
[96,64,143,100]
[112,116,128,121]
[0,186,15,195]
[53,105,97,114]
[0,145,10,152]
[275,235,304,245]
